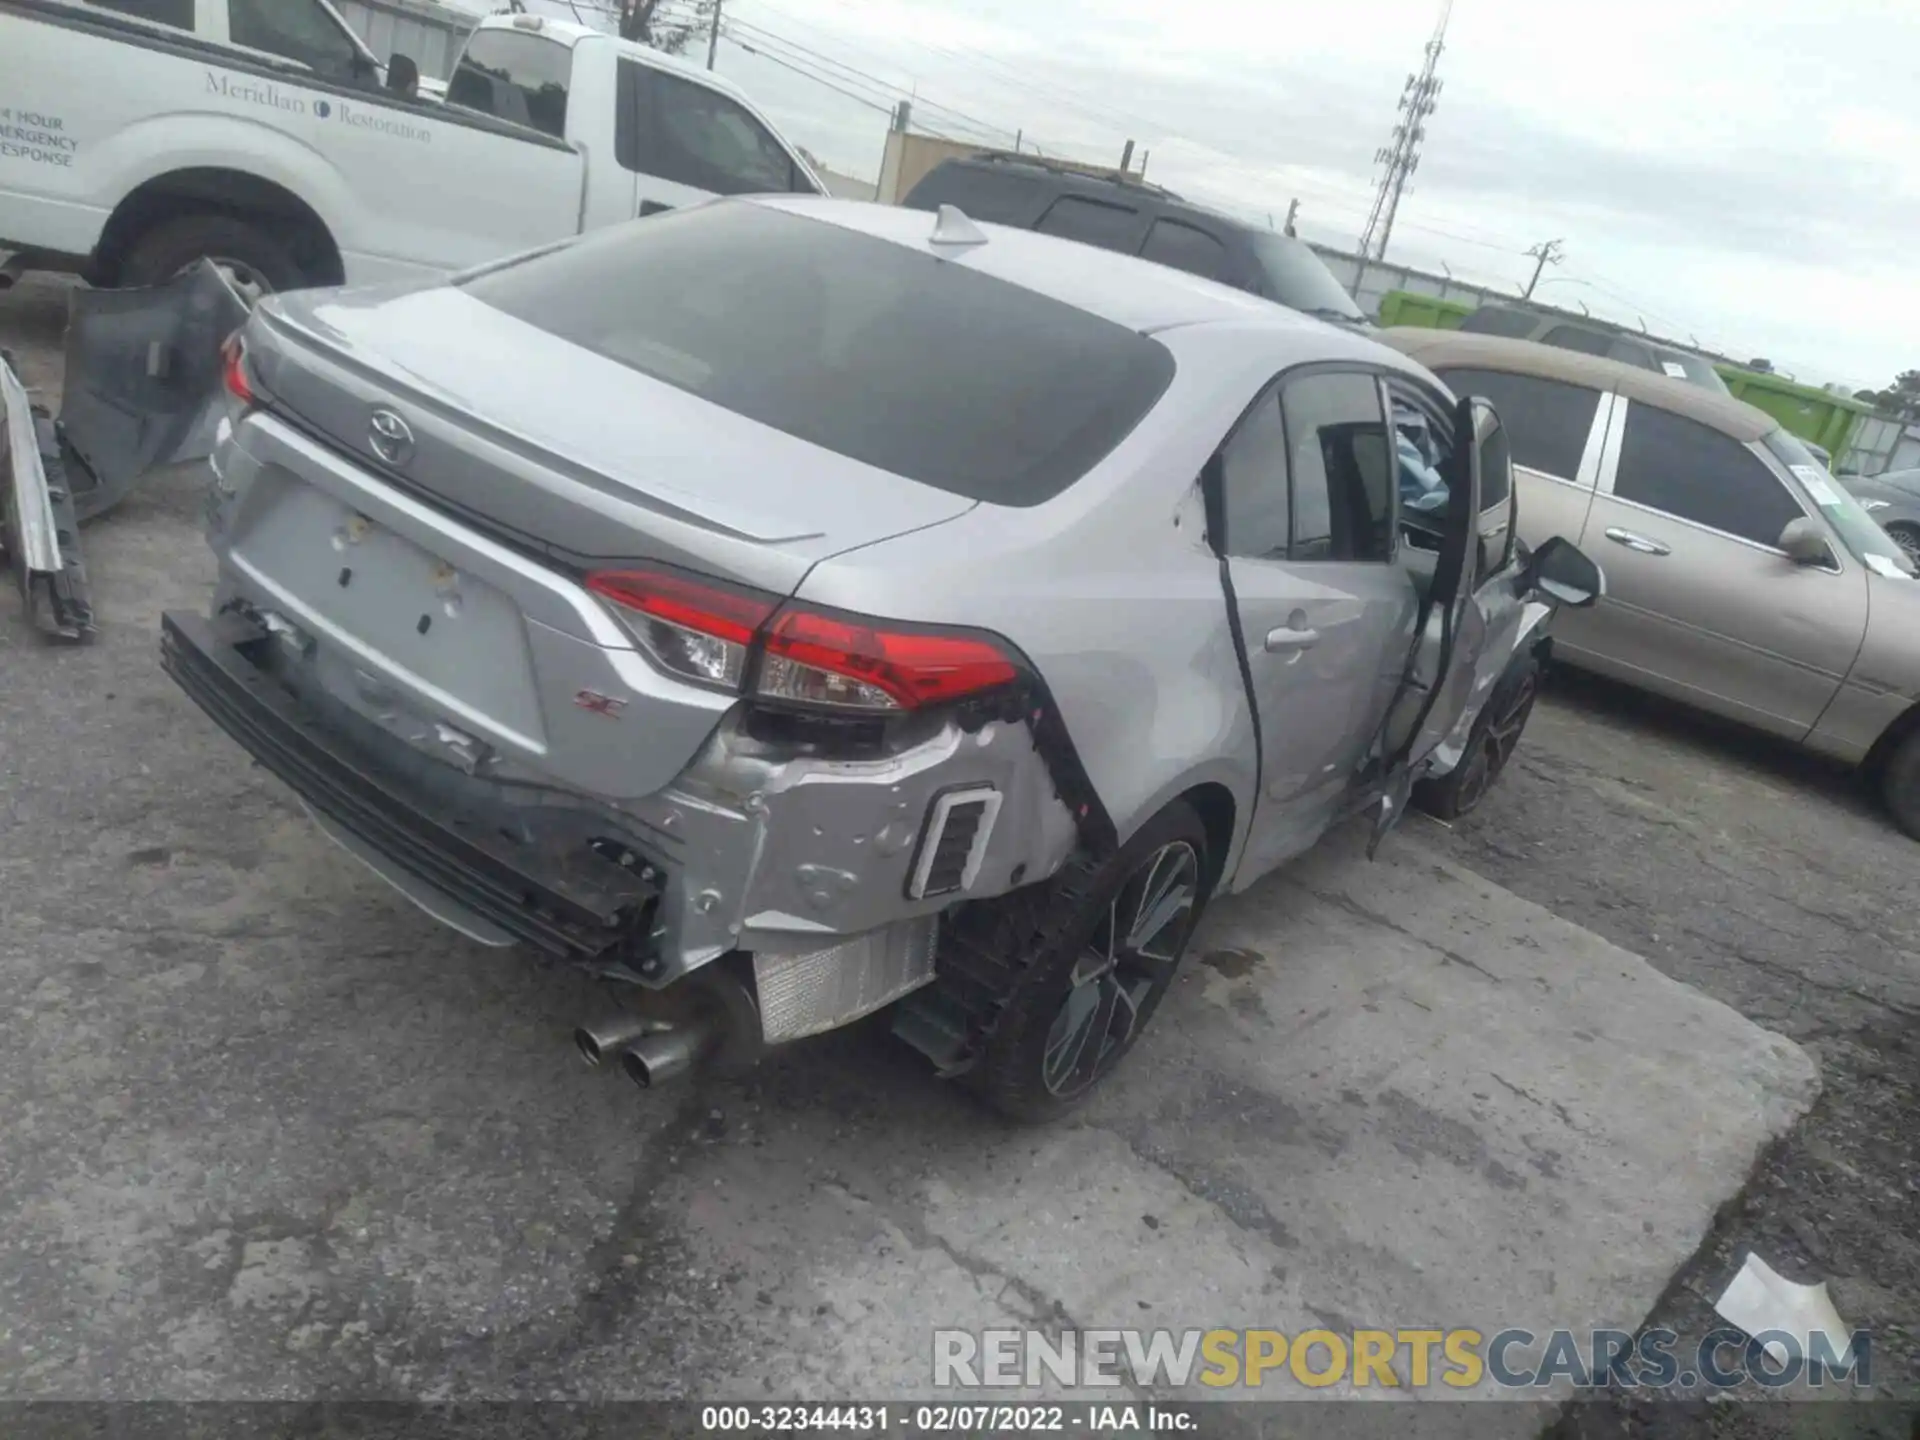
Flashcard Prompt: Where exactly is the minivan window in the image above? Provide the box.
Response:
[1244,233,1366,323]
[1138,219,1228,283]
[1457,306,1538,339]
[229,0,364,77]
[1614,404,1801,548]
[1433,367,1600,483]
[462,202,1174,506]
[641,67,809,195]
[90,0,192,27]
[1541,325,1615,358]
[1035,197,1140,250]
[448,31,572,138]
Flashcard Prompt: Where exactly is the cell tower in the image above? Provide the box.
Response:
[1358,0,1453,262]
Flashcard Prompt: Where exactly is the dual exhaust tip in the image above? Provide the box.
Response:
[574,1013,716,1089]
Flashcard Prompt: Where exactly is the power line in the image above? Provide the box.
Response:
[725,17,1019,145]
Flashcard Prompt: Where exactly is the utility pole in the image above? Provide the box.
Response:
[706,0,721,69]
[1358,0,1452,262]
[1119,139,1135,173]
[1283,198,1299,236]
[1521,239,1564,299]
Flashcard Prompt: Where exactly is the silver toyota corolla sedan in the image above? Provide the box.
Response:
[1385,329,1920,839]
[155,198,1599,1120]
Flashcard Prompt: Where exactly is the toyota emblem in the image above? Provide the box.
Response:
[368,408,415,467]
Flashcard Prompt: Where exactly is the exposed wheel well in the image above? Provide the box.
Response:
[92,169,343,287]
[1862,697,1920,783]
[1178,782,1237,898]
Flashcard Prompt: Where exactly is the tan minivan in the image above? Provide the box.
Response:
[1383,329,1920,838]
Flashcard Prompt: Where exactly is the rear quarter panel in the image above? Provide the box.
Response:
[0,6,584,279]
[789,323,1416,880]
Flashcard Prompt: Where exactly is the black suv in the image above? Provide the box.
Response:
[1457,304,1731,395]
[901,154,1371,330]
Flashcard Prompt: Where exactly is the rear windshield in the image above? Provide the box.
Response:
[1244,233,1367,323]
[460,201,1175,506]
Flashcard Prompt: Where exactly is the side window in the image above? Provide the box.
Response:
[1477,415,1516,574]
[448,31,572,139]
[1035,196,1139,251]
[1281,372,1393,562]
[1217,393,1292,560]
[1606,339,1656,370]
[90,0,192,26]
[1614,404,1803,548]
[1433,368,1600,483]
[1458,306,1540,339]
[634,68,802,194]
[1540,325,1615,358]
[1138,219,1227,281]
[228,0,362,76]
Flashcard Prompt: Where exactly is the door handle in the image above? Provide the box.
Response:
[1264,625,1321,652]
[1604,527,1671,556]
[639,200,674,217]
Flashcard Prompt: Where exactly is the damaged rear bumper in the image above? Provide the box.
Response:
[161,607,662,959]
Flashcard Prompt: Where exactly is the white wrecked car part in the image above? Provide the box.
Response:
[1712,1252,1851,1369]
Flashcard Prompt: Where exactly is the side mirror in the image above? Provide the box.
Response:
[1523,535,1604,608]
[386,52,421,98]
[1779,516,1835,568]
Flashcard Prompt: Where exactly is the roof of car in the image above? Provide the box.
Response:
[753,195,1307,336]
[1379,329,1776,442]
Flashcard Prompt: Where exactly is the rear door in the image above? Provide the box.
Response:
[1212,366,1416,875]
[618,59,815,219]
[1426,366,1612,557]
[1570,398,1867,736]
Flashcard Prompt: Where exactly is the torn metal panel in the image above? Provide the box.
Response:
[57,260,248,523]
[1,351,93,642]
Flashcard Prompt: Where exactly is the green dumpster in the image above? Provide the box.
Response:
[1377,291,1475,330]
[1714,366,1874,463]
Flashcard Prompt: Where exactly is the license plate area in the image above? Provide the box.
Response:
[227,470,547,752]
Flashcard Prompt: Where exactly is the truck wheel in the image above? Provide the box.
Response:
[1880,727,1920,841]
[1413,648,1541,822]
[116,213,308,303]
[963,800,1212,1124]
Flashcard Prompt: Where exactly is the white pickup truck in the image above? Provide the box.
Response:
[0,0,822,298]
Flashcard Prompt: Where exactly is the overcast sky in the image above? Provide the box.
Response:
[503,0,1917,390]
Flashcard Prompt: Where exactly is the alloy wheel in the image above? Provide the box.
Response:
[1040,840,1201,1099]
[1889,525,1920,567]
[1451,668,1539,815]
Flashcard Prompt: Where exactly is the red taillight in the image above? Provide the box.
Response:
[586,569,775,691]
[760,608,1018,711]
[221,332,255,405]
[585,568,1019,712]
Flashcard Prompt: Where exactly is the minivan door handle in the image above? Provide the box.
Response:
[1604,527,1672,557]
[1264,625,1321,652]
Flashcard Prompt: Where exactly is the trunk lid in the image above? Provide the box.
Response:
[247,285,978,594]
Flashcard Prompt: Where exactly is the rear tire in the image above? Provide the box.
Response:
[1414,648,1541,822]
[966,801,1212,1124]
[116,213,308,301]
[1880,728,1920,841]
